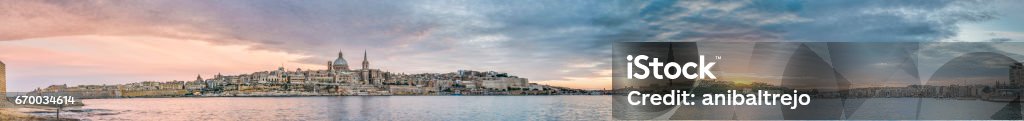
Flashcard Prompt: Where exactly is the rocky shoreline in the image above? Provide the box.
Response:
[1,102,79,121]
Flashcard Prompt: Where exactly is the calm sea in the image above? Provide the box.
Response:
[27,97,1018,120]
[48,96,613,120]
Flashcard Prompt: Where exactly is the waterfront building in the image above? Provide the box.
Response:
[528,83,545,91]
[185,80,206,91]
[357,50,386,85]
[158,81,185,90]
[1011,62,1023,86]
[481,77,528,90]
[461,81,478,89]
[389,85,428,95]
[1,60,5,97]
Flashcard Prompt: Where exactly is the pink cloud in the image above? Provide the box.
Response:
[0,35,322,91]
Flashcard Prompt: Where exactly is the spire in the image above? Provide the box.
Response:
[362,49,370,70]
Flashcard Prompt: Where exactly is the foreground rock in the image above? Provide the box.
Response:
[1,101,79,121]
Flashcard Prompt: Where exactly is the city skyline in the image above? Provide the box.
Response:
[23,49,590,97]
[4,0,1024,92]
[5,49,582,92]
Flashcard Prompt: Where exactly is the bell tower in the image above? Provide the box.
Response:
[362,50,370,70]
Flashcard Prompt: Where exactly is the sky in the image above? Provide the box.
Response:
[1,0,1024,91]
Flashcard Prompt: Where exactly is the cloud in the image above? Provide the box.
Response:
[0,0,1011,90]
[0,0,643,90]
[637,0,997,42]
[0,35,320,91]
[916,42,1024,82]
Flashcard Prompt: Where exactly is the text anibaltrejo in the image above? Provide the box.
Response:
[627,90,812,109]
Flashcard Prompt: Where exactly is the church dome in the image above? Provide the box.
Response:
[334,57,348,65]
[332,50,350,71]
[337,50,354,64]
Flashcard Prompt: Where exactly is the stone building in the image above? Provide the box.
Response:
[1,60,5,97]
[1011,62,1023,86]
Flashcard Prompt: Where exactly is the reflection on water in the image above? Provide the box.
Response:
[61,96,612,120]
[36,97,1018,120]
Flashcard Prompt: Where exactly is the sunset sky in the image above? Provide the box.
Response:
[2,0,1024,91]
